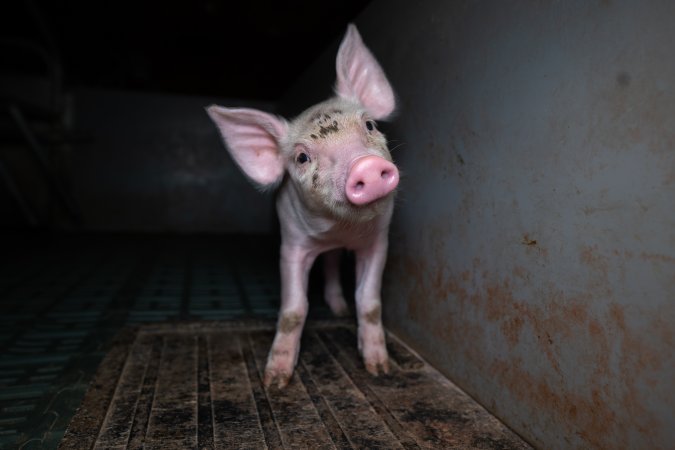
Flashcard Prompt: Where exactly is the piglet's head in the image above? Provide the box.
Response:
[207,24,398,222]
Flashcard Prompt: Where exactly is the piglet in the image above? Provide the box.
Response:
[207,24,398,388]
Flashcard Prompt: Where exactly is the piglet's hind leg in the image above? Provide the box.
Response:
[323,249,350,317]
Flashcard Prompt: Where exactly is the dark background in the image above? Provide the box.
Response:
[0,0,373,231]
[2,0,372,99]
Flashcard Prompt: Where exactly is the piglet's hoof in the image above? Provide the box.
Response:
[263,368,292,389]
[364,356,390,376]
[326,293,351,317]
[360,328,390,376]
[264,352,295,389]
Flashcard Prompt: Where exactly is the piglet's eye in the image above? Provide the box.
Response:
[296,153,310,164]
[366,120,376,131]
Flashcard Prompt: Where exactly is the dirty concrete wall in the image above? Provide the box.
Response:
[67,88,277,233]
[283,1,675,448]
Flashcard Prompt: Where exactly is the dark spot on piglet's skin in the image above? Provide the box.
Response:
[318,121,340,137]
[364,305,381,324]
[312,172,319,189]
[279,313,303,333]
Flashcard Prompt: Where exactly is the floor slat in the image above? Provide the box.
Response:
[59,321,532,449]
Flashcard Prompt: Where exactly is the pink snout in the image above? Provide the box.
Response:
[345,156,399,205]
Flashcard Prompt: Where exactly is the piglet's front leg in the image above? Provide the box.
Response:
[264,245,314,389]
[354,232,390,376]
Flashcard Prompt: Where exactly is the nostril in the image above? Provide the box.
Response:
[355,181,365,190]
[381,169,390,180]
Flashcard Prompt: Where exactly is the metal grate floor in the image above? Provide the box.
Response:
[58,321,530,449]
[0,234,296,448]
[0,234,530,449]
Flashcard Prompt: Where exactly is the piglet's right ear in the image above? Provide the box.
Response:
[206,106,288,188]
[335,24,395,120]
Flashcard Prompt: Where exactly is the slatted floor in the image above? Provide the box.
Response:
[58,321,530,449]
[1,234,531,449]
[0,234,288,448]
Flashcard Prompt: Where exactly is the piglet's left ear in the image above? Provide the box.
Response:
[335,24,395,120]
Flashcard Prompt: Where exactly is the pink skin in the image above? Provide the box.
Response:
[323,249,349,317]
[207,24,397,389]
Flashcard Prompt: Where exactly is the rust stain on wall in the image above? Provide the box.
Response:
[501,315,525,346]
[639,252,675,265]
[580,244,609,278]
[387,239,668,449]
[490,357,616,449]
[521,235,537,246]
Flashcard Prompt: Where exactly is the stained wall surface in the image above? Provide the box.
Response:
[283,1,675,448]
